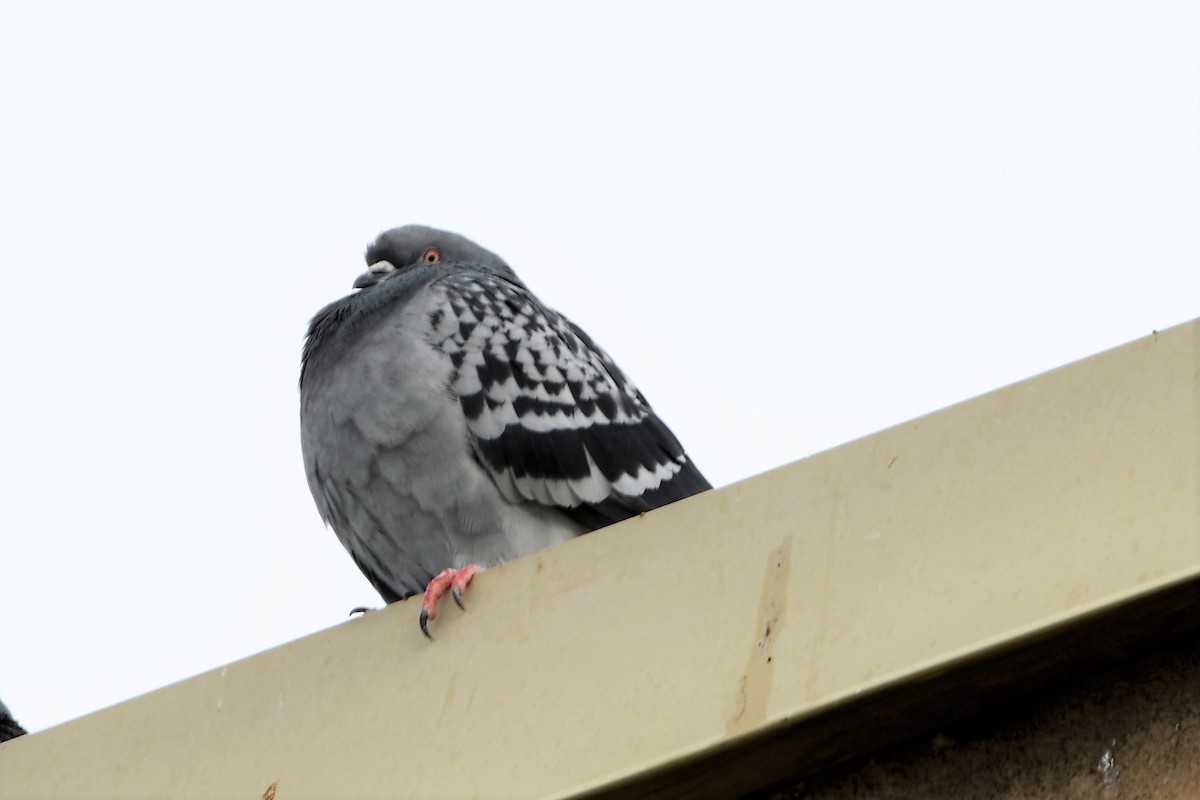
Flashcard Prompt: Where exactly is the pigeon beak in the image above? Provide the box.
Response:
[353,260,398,289]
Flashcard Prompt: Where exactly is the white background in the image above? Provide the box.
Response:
[1,2,1196,732]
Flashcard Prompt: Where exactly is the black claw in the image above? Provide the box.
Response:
[452,586,466,610]
[349,606,375,616]
[419,610,433,640]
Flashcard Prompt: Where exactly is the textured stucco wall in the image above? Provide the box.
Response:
[767,637,1200,799]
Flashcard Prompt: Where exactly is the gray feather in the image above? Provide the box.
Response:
[301,225,710,603]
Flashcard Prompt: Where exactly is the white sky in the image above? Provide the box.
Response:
[1,2,1196,733]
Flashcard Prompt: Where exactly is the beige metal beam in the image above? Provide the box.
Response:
[2,320,1197,799]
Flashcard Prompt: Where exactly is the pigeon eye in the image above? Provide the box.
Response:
[422,247,442,263]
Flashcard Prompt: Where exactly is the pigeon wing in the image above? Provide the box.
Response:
[422,271,710,529]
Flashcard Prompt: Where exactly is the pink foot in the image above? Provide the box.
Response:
[419,564,483,639]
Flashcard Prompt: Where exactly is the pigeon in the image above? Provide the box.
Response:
[0,697,27,743]
[300,226,710,636]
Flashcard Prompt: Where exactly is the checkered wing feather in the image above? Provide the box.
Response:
[423,272,710,529]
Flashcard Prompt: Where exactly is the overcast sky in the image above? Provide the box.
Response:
[1,2,1196,733]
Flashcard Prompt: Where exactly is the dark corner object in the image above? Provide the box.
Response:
[0,698,28,743]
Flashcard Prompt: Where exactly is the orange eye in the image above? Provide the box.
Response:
[422,247,442,263]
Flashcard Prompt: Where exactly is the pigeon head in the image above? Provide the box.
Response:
[354,225,516,289]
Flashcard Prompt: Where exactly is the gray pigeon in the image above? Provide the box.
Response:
[300,226,710,636]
